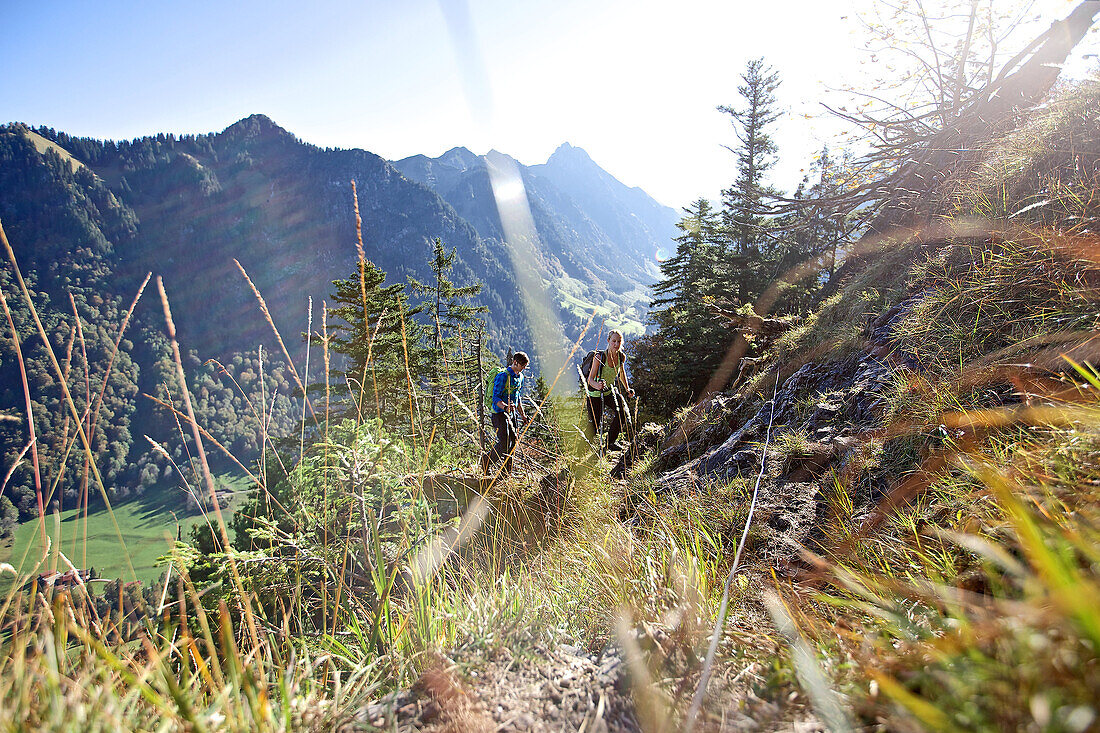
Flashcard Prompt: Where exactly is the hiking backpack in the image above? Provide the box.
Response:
[580,350,605,384]
[484,367,512,409]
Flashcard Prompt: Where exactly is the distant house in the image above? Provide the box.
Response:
[23,568,95,592]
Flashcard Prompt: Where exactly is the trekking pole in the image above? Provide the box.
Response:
[578,364,604,457]
[631,395,640,443]
[609,383,627,452]
[476,328,485,456]
[623,389,635,445]
[507,408,519,471]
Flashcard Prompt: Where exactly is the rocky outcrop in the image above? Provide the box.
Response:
[622,280,957,564]
[636,340,901,564]
[658,353,891,485]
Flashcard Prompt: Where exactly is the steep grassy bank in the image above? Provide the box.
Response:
[595,79,1100,730]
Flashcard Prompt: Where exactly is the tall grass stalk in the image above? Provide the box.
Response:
[156,275,261,652]
[0,269,45,546]
[233,258,319,429]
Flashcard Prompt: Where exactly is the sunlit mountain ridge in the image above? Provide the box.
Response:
[394,141,678,337]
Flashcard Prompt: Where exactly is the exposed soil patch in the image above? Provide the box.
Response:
[359,644,640,732]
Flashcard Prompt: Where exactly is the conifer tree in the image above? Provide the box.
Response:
[649,198,722,324]
[762,145,852,314]
[633,59,785,416]
[805,146,848,283]
[718,57,783,304]
[409,238,486,352]
[408,238,489,434]
[328,259,425,423]
[632,199,726,414]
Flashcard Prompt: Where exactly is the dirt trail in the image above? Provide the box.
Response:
[355,615,830,731]
[359,643,640,732]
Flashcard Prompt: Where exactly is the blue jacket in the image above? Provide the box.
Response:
[491,366,524,414]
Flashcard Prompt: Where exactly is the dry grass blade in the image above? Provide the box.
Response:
[1,438,35,497]
[86,273,151,445]
[0,274,46,543]
[233,258,319,427]
[762,590,853,733]
[156,276,262,652]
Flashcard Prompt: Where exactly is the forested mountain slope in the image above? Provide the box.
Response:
[9,115,530,354]
[531,142,672,280]
[0,116,514,518]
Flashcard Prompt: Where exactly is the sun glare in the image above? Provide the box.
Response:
[486,152,567,374]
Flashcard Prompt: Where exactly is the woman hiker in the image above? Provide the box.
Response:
[585,330,635,452]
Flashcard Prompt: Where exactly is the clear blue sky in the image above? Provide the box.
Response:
[2,0,1092,210]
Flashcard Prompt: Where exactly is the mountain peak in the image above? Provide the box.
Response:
[547,142,594,165]
[221,114,293,141]
[485,149,519,165]
[438,146,480,171]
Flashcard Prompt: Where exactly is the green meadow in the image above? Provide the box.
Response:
[0,475,250,589]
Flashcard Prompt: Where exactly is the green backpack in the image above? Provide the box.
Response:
[484,367,512,410]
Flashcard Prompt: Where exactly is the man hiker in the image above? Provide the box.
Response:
[482,351,529,475]
[585,329,635,452]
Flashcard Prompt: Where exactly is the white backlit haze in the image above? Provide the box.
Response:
[2,0,1093,211]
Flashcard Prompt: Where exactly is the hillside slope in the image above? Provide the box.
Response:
[612,77,1100,730]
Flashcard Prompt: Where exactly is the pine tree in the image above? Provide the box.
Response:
[632,199,728,414]
[633,61,786,416]
[409,238,486,352]
[718,57,783,304]
[764,146,851,314]
[806,146,848,284]
[408,238,489,436]
[650,198,722,324]
[328,259,426,424]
